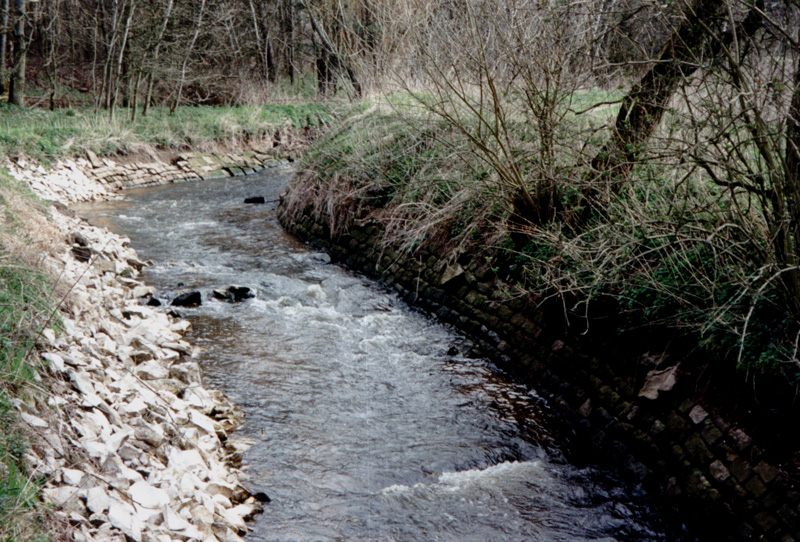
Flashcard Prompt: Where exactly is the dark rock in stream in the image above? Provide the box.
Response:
[229,286,255,301]
[213,286,255,303]
[145,295,162,307]
[212,289,233,302]
[244,196,266,204]
[252,491,271,504]
[171,291,202,307]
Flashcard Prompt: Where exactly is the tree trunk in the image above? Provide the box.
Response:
[248,0,267,84]
[266,33,276,84]
[315,40,332,96]
[0,0,8,95]
[171,0,205,114]
[8,0,25,106]
[780,54,800,317]
[303,0,362,98]
[109,0,135,121]
[280,0,295,84]
[130,68,141,122]
[42,0,63,111]
[142,0,173,116]
[590,0,729,182]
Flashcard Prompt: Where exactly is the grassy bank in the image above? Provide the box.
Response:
[0,170,59,541]
[0,103,333,163]
[285,96,794,386]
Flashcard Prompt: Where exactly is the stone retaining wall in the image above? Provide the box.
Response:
[279,202,800,542]
[5,127,305,204]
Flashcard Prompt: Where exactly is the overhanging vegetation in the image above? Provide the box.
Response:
[285,0,800,383]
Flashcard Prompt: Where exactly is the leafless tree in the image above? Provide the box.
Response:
[170,0,204,113]
[141,0,174,117]
[7,0,26,105]
[0,0,8,95]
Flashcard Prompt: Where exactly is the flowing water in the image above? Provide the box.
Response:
[76,165,686,542]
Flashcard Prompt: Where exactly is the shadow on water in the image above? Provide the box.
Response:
[75,165,689,542]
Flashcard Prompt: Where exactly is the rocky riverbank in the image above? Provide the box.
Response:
[4,123,308,204]
[6,145,288,540]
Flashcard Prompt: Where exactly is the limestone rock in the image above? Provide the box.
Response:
[129,481,170,509]
[86,487,112,514]
[6,157,255,542]
[638,364,680,400]
[107,500,143,542]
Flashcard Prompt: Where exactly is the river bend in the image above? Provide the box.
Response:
[76,166,685,541]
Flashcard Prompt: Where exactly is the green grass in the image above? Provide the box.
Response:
[0,170,57,542]
[0,393,45,542]
[0,266,53,384]
[0,102,333,161]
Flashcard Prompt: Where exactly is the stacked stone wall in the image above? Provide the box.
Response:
[4,131,303,204]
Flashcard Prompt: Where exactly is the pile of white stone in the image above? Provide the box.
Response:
[15,177,262,541]
[4,157,116,203]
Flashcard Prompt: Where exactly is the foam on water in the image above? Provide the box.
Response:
[382,460,547,496]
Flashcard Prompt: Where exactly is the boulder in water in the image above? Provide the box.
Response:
[171,291,202,308]
[212,289,233,302]
[252,491,271,503]
[244,196,266,204]
[228,285,255,301]
[213,286,255,303]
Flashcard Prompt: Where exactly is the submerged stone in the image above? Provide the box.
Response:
[171,291,202,308]
[212,286,254,303]
[228,286,254,301]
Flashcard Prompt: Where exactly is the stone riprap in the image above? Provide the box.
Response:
[5,141,301,540]
[4,130,300,204]
[22,207,262,542]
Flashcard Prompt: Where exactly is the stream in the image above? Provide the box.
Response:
[75,165,687,541]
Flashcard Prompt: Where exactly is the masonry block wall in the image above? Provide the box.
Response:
[279,200,800,542]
